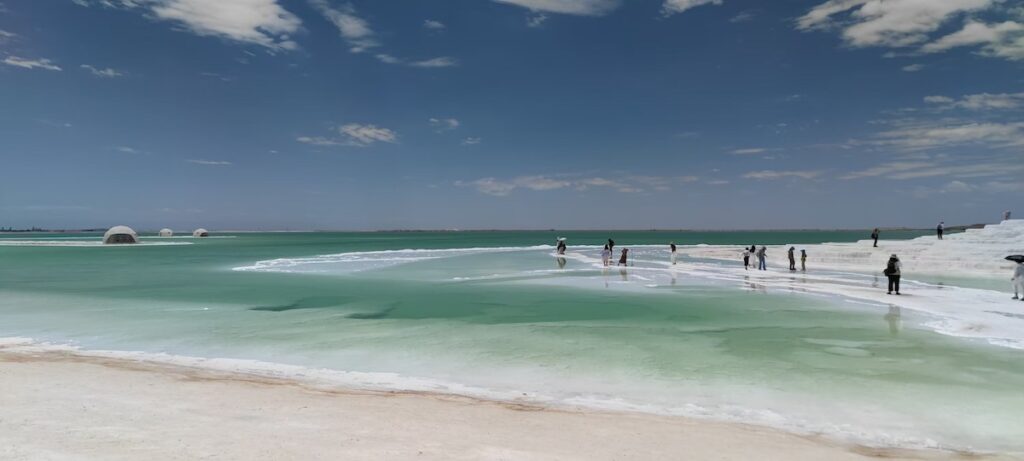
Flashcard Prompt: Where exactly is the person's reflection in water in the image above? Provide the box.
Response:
[619,267,629,281]
[884,305,902,337]
[556,256,567,269]
[871,275,879,289]
[671,271,677,286]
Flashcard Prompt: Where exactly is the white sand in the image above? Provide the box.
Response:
[1,348,1004,461]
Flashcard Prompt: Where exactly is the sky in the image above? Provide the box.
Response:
[1,0,1022,230]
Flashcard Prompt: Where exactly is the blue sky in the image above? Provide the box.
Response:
[1,0,1022,230]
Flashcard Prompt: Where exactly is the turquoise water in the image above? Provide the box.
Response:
[2,230,1022,452]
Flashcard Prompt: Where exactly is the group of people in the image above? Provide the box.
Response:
[741,245,806,272]
[599,239,631,267]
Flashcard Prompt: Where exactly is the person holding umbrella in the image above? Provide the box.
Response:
[1008,255,1024,300]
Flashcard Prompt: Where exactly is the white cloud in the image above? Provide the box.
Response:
[74,0,302,50]
[797,0,994,48]
[3,56,61,71]
[924,92,1024,110]
[922,20,1024,60]
[729,10,755,23]
[491,0,620,16]
[80,64,124,77]
[662,0,722,17]
[902,63,924,72]
[730,147,766,155]
[187,159,232,165]
[423,19,445,30]
[115,146,142,154]
[310,0,377,52]
[841,160,1024,180]
[409,57,458,68]
[374,54,401,64]
[429,118,460,132]
[0,29,15,40]
[873,120,1024,151]
[457,174,699,195]
[462,137,482,145]
[297,123,399,147]
[526,12,549,27]
[743,170,821,180]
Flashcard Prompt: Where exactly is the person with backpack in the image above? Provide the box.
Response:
[871,228,880,248]
[884,254,902,295]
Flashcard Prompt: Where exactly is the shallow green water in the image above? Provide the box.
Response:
[2,230,1021,452]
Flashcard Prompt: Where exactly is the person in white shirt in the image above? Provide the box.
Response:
[601,245,612,267]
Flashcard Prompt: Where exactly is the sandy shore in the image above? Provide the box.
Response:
[1,348,1010,461]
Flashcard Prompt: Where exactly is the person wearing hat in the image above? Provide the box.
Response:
[884,254,902,295]
[800,249,807,272]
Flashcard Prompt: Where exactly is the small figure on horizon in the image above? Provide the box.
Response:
[1004,210,1012,221]
[788,247,796,271]
[742,247,751,270]
[871,228,880,248]
[937,222,944,240]
[800,249,807,271]
[670,241,677,265]
[556,238,567,255]
[757,246,767,271]
[618,248,629,266]
[601,244,612,267]
[1012,259,1024,301]
[884,254,902,295]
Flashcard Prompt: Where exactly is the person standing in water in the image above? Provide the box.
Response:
[669,242,677,265]
[1004,210,1012,221]
[556,238,567,255]
[607,239,615,254]
[884,254,902,295]
[788,247,796,271]
[1012,259,1024,301]
[601,245,612,267]
[742,247,751,270]
[800,249,807,271]
[757,246,767,271]
[871,228,880,248]
[937,222,944,240]
[618,248,629,266]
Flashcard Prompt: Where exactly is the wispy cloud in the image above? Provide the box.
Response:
[902,63,924,72]
[729,10,756,23]
[310,0,377,52]
[662,0,723,17]
[187,159,232,165]
[81,64,124,77]
[74,0,302,51]
[841,159,1024,180]
[797,0,995,48]
[456,174,699,196]
[409,57,458,68]
[423,19,445,30]
[526,12,548,27]
[742,170,821,180]
[462,137,482,145]
[730,147,767,155]
[923,92,1024,111]
[3,56,61,71]
[429,118,460,132]
[492,0,620,16]
[298,123,399,147]
[922,20,1024,61]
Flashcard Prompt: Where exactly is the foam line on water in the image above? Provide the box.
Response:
[0,241,193,247]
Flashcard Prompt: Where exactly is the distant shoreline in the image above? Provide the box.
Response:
[0,226,983,234]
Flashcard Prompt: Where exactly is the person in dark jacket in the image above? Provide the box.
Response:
[884,254,902,295]
[788,247,796,271]
[618,248,629,266]
[937,222,944,240]
[871,228,880,248]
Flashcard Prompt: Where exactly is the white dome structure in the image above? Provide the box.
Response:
[158,228,173,237]
[103,225,138,244]
[193,228,209,238]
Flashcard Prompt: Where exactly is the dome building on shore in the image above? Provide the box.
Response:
[159,228,173,237]
[193,228,209,238]
[103,226,138,244]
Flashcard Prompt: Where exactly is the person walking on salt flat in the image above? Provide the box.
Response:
[1012,260,1024,301]
[788,247,796,271]
[937,222,944,240]
[871,228,880,248]
[670,242,677,265]
[800,249,807,272]
[757,246,767,271]
[884,254,902,295]
[742,247,751,270]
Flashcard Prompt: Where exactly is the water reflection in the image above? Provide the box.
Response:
[884,305,902,336]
